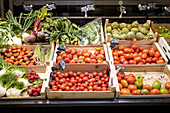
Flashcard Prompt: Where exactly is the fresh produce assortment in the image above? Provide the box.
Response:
[112,44,165,65]
[0,56,43,97]
[56,47,106,64]
[1,46,35,66]
[50,70,110,91]
[156,26,170,38]
[106,21,155,40]
[117,71,170,95]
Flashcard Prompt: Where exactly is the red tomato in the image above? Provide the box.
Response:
[143,84,152,91]
[142,49,148,54]
[128,84,137,91]
[124,54,132,60]
[148,50,155,57]
[114,60,120,64]
[165,82,170,89]
[130,48,135,53]
[132,90,140,95]
[129,74,134,77]
[124,75,130,80]
[77,51,83,57]
[126,76,135,84]
[117,76,122,82]
[84,72,89,76]
[132,53,139,58]
[121,80,128,88]
[156,59,164,64]
[141,53,147,59]
[139,47,144,52]
[65,48,71,54]
[71,48,77,55]
[123,61,129,65]
[92,72,98,77]
[134,56,142,63]
[95,47,101,51]
[84,52,90,58]
[68,71,74,77]
[131,44,138,50]
[159,56,164,60]
[129,60,137,64]
[154,51,161,57]
[146,57,152,63]
[64,57,70,63]
[118,51,124,56]
[120,88,131,95]
[152,57,158,62]
[52,85,58,91]
[137,62,144,65]
[150,88,160,95]
[90,54,96,59]
[149,47,156,52]
[119,45,125,51]
[118,83,123,90]
[98,72,103,77]
[113,56,119,61]
[112,51,118,56]
[94,51,99,56]
[85,57,91,63]
[62,53,68,59]
[117,71,125,78]
[63,73,68,78]
[124,48,131,53]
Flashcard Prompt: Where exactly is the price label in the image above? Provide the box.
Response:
[110,39,119,48]
[58,60,67,71]
[56,45,66,54]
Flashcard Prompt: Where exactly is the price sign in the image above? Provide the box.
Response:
[110,39,119,48]
[58,60,67,71]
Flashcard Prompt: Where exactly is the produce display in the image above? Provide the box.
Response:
[0,45,51,66]
[56,47,106,64]
[106,21,155,40]
[117,71,170,95]
[112,44,165,65]
[156,26,170,38]
[50,70,110,91]
[0,56,43,97]
[1,46,35,66]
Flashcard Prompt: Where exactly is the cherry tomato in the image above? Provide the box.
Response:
[146,57,152,63]
[131,44,138,50]
[132,53,139,59]
[139,47,144,52]
[141,53,147,59]
[156,59,164,64]
[124,54,132,60]
[154,51,161,57]
[98,72,103,77]
[84,72,89,76]
[120,58,126,64]
[118,51,124,56]
[129,60,137,65]
[142,49,148,54]
[123,61,129,65]
[134,56,142,63]
[119,45,125,51]
[124,48,131,53]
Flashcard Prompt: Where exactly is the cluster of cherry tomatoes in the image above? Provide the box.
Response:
[56,47,106,64]
[2,46,35,66]
[112,44,165,65]
[50,70,110,91]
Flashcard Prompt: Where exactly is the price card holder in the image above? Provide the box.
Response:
[51,60,67,71]
[56,45,66,54]
[110,39,119,48]
[116,65,126,73]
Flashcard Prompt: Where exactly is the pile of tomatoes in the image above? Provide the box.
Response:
[117,71,170,95]
[112,44,165,65]
[1,46,35,66]
[56,47,106,64]
[50,70,110,91]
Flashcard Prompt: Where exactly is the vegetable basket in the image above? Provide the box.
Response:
[46,62,116,99]
[114,65,170,98]
[104,19,158,45]
[106,42,168,68]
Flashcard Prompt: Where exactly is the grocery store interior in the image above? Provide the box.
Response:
[0,0,170,112]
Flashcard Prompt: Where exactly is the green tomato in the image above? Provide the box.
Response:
[160,88,169,95]
[134,74,143,82]
[141,89,149,95]
[152,81,161,90]
[134,80,143,89]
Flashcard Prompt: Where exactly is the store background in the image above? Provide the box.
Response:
[0,0,170,112]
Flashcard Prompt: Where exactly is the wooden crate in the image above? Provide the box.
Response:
[56,21,105,46]
[104,19,158,45]
[53,44,109,67]
[0,66,49,99]
[46,62,116,99]
[107,42,168,67]
[114,66,170,98]
[5,43,55,72]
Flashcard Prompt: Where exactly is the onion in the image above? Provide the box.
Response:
[25,35,36,43]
